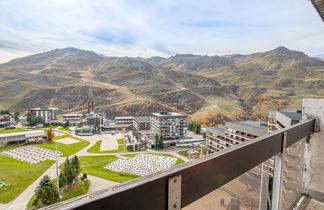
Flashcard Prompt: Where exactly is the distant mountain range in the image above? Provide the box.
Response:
[0,47,323,122]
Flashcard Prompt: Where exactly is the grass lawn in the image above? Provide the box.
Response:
[0,128,28,134]
[178,151,188,158]
[121,154,138,158]
[87,140,126,153]
[36,135,89,157]
[0,155,55,203]
[42,126,58,129]
[68,156,138,183]
[27,179,90,209]
[58,128,71,131]
[60,179,90,202]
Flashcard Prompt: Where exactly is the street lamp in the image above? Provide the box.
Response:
[56,142,59,193]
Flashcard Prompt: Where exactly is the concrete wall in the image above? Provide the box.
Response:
[303,99,324,201]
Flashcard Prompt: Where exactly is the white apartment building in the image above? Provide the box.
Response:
[62,114,83,126]
[150,112,187,142]
[114,116,134,130]
[28,107,59,124]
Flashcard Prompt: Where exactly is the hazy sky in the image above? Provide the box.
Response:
[0,0,323,63]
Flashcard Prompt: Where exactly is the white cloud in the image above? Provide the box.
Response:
[0,0,323,63]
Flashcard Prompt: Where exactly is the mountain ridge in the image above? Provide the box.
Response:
[0,46,323,123]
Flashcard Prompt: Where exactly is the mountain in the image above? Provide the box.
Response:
[0,47,323,123]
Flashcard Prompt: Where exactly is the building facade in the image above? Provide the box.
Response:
[268,110,302,132]
[206,121,268,153]
[0,130,45,143]
[0,115,14,129]
[114,117,134,130]
[28,107,59,124]
[62,114,83,126]
[133,116,151,132]
[150,112,187,141]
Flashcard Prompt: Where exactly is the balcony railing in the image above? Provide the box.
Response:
[44,119,315,210]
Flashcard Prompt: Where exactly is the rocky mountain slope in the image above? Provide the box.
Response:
[0,47,323,122]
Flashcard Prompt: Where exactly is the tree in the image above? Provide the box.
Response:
[188,122,193,131]
[203,132,207,139]
[71,155,81,178]
[157,135,164,149]
[63,157,76,185]
[47,129,55,142]
[94,117,99,133]
[195,124,201,134]
[14,112,19,122]
[154,134,159,149]
[33,175,59,208]
[0,110,9,115]
[63,120,70,128]
[58,171,66,189]
[27,112,33,125]
[27,112,45,126]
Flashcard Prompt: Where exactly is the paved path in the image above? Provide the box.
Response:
[87,175,118,194]
[100,133,122,151]
[1,130,189,210]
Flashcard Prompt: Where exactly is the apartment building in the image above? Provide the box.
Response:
[268,110,302,131]
[62,114,83,126]
[133,116,151,132]
[150,112,187,142]
[28,107,59,124]
[206,121,268,152]
[0,114,14,129]
[114,116,134,130]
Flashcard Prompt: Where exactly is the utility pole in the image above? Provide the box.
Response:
[56,142,60,193]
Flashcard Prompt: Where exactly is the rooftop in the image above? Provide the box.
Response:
[115,116,134,120]
[152,112,186,117]
[225,121,268,136]
[133,116,151,122]
[29,107,59,111]
[279,110,302,121]
[63,114,82,117]
[206,126,226,136]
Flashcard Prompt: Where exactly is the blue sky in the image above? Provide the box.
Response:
[0,0,323,62]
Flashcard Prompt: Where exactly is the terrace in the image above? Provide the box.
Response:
[44,99,324,210]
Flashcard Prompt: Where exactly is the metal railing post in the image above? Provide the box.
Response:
[271,132,287,210]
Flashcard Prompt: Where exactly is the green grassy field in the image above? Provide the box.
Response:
[36,135,89,157]
[0,155,55,203]
[42,126,58,129]
[72,156,138,183]
[177,151,188,158]
[0,128,28,134]
[121,154,138,158]
[58,128,71,131]
[60,179,90,202]
[87,140,126,153]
